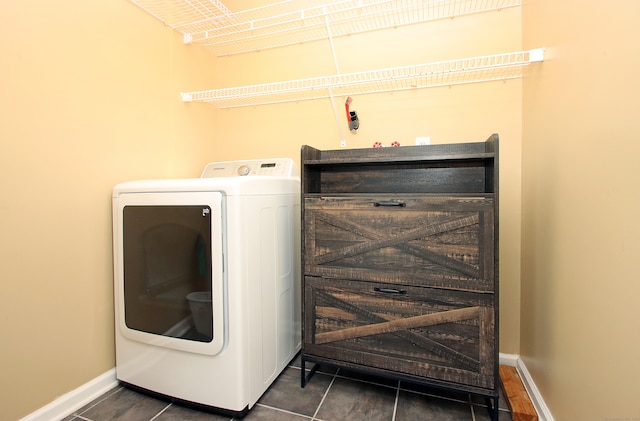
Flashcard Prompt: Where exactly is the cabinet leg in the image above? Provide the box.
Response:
[484,396,499,421]
[300,357,320,388]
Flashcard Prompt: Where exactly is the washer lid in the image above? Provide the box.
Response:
[113,176,299,197]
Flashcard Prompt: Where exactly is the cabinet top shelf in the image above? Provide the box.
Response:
[130,0,521,56]
[303,152,495,166]
[301,136,499,196]
[302,138,498,165]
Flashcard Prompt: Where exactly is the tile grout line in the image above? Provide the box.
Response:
[148,402,172,421]
[311,369,339,421]
[391,380,400,421]
[469,394,477,421]
[71,386,124,420]
[255,403,315,420]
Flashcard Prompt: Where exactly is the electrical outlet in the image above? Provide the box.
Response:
[416,136,430,145]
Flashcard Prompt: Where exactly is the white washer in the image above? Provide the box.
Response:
[112,158,300,416]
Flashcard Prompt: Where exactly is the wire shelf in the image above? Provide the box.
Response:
[180,49,544,108]
[130,0,521,56]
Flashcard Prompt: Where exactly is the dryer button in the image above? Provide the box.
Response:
[237,165,250,176]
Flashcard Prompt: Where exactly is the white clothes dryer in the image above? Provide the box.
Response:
[112,158,300,417]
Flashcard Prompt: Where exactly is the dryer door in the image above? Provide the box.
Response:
[113,191,226,356]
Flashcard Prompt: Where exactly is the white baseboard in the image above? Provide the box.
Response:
[499,353,554,421]
[498,352,519,367]
[515,357,555,421]
[20,368,118,421]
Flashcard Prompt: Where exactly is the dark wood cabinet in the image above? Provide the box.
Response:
[300,135,500,419]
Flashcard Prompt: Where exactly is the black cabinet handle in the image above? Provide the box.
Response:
[373,201,406,207]
[374,287,407,294]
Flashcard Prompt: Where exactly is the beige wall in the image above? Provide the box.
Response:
[0,1,525,419]
[522,1,640,419]
[0,2,218,420]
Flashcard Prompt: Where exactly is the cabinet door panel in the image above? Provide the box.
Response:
[304,196,495,292]
[304,276,495,389]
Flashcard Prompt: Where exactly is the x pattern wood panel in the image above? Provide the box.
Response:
[311,210,481,278]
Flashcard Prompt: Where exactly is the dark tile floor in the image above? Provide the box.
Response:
[62,355,513,421]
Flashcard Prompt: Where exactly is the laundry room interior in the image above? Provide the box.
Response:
[1,1,639,421]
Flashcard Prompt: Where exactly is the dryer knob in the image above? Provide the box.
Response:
[237,165,250,176]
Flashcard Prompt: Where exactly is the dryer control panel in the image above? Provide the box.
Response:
[200,158,296,178]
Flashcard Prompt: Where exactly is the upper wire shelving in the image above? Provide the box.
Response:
[129,0,543,110]
[130,0,522,56]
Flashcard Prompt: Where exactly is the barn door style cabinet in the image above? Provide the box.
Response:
[300,135,500,420]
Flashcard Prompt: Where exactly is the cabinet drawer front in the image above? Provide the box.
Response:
[303,277,495,389]
[304,196,495,292]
